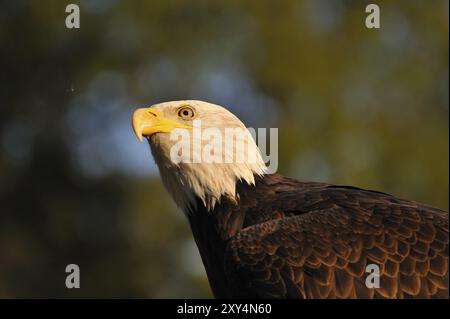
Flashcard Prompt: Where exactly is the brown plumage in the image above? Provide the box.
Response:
[188,174,449,299]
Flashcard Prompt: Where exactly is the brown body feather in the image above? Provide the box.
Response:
[187,174,449,299]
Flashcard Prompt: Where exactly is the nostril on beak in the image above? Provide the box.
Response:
[147,110,158,117]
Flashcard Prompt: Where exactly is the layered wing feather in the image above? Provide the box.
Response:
[224,177,449,299]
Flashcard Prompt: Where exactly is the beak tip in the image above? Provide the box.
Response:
[133,128,144,143]
[132,109,144,143]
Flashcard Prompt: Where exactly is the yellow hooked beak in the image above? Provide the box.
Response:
[132,108,190,142]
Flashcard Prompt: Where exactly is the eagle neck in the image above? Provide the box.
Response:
[185,196,244,298]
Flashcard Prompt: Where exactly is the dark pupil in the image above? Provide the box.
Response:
[182,110,189,116]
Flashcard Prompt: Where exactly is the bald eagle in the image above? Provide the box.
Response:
[132,100,448,299]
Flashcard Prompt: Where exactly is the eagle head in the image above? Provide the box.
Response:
[132,100,266,213]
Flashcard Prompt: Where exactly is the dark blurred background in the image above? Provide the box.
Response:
[0,0,448,298]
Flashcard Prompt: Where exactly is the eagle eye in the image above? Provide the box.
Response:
[177,106,195,119]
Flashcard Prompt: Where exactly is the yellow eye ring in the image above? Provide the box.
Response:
[177,106,195,119]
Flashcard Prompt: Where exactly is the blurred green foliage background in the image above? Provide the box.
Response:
[0,0,448,298]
